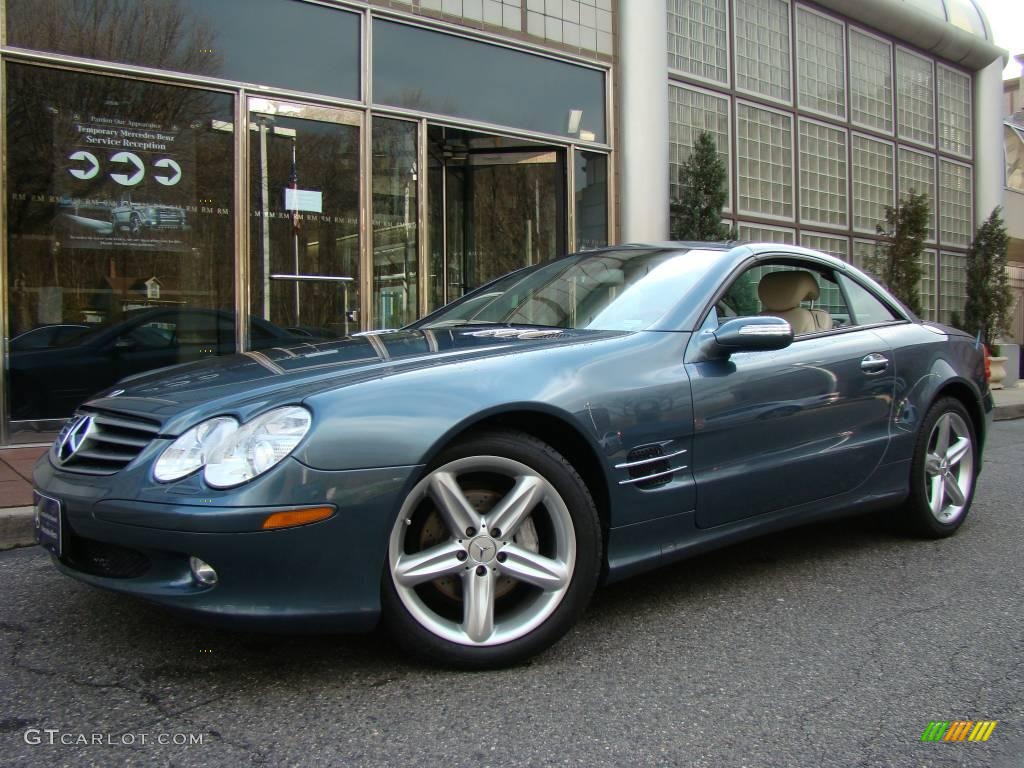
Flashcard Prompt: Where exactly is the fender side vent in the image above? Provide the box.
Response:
[621,445,672,488]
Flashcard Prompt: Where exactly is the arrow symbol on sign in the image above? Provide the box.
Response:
[109,151,144,186]
[153,158,182,186]
[68,150,99,180]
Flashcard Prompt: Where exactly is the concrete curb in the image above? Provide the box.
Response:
[993,403,1024,421]
[0,507,35,551]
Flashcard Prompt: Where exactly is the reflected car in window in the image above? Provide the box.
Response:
[10,324,90,351]
[32,244,993,667]
[10,308,312,420]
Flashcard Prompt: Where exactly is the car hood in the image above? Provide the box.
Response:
[81,327,625,431]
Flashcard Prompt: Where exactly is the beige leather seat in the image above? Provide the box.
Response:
[757,271,833,335]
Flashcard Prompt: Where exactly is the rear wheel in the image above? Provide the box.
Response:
[902,397,977,538]
[382,431,601,668]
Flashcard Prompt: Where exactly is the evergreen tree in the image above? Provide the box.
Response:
[868,191,929,316]
[670,131,734,241]
[964,207,1013,349]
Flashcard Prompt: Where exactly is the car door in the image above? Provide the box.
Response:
[686,257,896,528]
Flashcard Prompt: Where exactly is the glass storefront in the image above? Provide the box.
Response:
[1,4,610,443]
[6,0,362,100]
[248,99,362,339]
[373,18,606,143]
[427,127,567,310]
[372,118,419,329]
[5,64,236,439]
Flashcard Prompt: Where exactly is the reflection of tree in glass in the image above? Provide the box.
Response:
[7,0,222,75]
[6,61,234,338]
[250,121,361,334]
[463,161,563,288]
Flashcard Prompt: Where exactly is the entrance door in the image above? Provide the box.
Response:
[248,98,362,343]
[427,127,566,310]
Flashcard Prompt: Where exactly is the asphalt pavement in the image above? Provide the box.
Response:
[2,422,1023,767]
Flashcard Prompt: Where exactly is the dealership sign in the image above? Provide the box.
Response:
[54,112,196,252]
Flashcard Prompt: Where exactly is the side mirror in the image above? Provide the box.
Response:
[701,316,793,359]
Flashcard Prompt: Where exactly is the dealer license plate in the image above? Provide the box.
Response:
[33,492,62,557]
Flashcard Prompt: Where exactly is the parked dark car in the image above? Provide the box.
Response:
[32,244,993,667]
[10,308,313,420]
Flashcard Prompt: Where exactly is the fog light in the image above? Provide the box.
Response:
[189,556,218,586]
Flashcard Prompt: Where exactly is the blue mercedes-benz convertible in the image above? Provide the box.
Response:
[33,243,993,667]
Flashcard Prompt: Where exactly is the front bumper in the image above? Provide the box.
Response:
[33,455,421,631]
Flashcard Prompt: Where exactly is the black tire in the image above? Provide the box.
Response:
[381,430,602,669]
[901,397,978,538]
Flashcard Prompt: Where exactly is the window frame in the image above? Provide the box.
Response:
[732,0,795,107]
[795,3,848,121]
[850,130,896,235]
[935,61,973,160]
[695,252,911,338]
[734,99,797,222]
[668,82,734,213]
[667,0,732,88]
[894,45,937,150]
[796,115,850,230]
[848,25,895,137]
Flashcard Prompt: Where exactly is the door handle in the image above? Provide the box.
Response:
[860,353,889,374]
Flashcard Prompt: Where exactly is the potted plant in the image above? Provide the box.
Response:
[964,208,1013,388]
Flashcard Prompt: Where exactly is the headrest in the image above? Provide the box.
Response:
[757,271,820,311]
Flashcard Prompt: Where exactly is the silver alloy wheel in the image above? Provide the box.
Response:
[388,455,577,647]
[924,411,974,524]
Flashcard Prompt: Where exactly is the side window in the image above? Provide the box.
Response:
[838,274,900,325]
[711,261,850,335]
[131,317,176,349]
[175,312,233,351]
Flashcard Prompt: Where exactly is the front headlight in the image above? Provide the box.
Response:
[154,416,238,482]
[203,406,312,489]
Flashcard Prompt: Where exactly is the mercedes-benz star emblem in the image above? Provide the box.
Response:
[57,416,93,464]
[469,537,496,564]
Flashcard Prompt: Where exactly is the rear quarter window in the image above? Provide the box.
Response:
[838,274,900,325]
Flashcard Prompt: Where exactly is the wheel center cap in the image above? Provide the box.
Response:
[468,536,497,564]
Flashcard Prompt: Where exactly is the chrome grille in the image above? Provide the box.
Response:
[52,408,161,475]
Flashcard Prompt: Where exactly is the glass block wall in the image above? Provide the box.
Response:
[920,249,938,321]
[939,251,967,324]
[734,0,792,103]
[669,84,731,206]
[852,134,894,233]
[389,0,615,56]
[666,0,976,322]
[898,147,937,241]
[895,47,935,147]
[668,0,729,84]
[799,119,847,228]
[736,102,793,219]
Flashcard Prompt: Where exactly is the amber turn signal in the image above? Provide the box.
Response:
[261,506,334,530]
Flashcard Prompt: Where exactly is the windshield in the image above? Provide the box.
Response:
[417,248,726,332]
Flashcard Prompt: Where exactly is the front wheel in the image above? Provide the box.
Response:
[901,397,977,538]
[381,431,601,668]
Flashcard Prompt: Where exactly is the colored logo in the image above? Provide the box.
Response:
[921,721,997,742]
